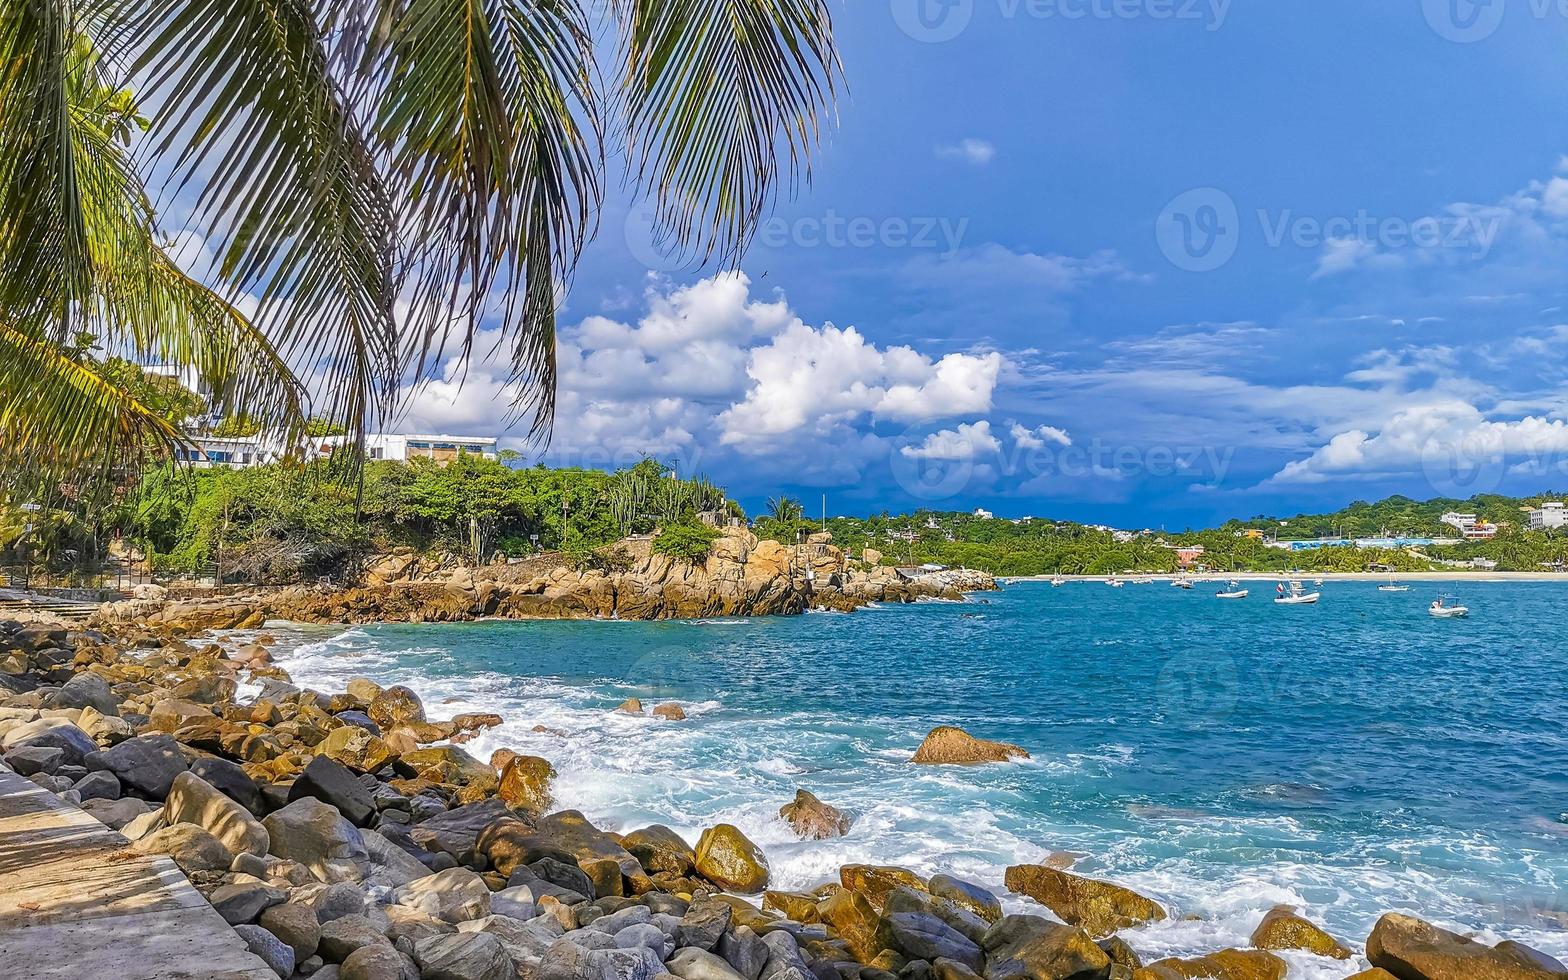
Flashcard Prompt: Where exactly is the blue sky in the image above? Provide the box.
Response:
[394,0,1568,527]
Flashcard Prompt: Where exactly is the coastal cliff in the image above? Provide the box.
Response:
[94,528,995,630]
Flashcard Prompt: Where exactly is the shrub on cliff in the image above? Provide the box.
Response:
[653,521,720,564]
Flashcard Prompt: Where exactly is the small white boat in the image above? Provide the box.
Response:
[1274,580,1320,605]
[1429,596,1469,618]
[1107,576,1125,588]
[1377,574,1409,592]
[1051,574,1066,588]
[1217,580,1249,599]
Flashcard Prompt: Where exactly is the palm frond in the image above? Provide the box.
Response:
[615,0,841,267]
[103,0,400,448]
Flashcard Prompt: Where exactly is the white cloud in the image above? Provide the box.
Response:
[900,421,1002,460]
[1009,422,1072,449]
[936,139,996,166]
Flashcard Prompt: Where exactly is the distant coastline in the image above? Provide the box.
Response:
[1007,571,1568,583]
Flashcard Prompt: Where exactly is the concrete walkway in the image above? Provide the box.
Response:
[0,763,276,979]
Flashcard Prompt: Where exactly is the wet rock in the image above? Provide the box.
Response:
[1134,948,1285,980]
[497,755,556,817]
[147,698,218,733]
[910,727,1028,766]
[624,825,697,876]
[1248,906,1351,960]
[1003,865,1165,938]
[652,703,687,721]
[394,867,492,924]
[87,733,189,798]
[369,687,426,730]
[928,875,1002,925]
[530,856,595,899]
[262,797,370,881]
[164,771,271,858]
[260,901,323,962]
[763,891,822,923]
[778,790,851,840]
[816,889,882,963]
[615,698,645,715]
[413,932,513,980]
[1098,936,1142,973]
[290,755,377,827]
[979,914,1110,980]
[319,725,396,775]
[694,824,770,893]
[841,865,928,911]
[53,672,119,714]
[1366,913,1568,980]
[236,923,297,979]
[134,823,234,873]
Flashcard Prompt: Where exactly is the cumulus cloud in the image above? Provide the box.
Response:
[900,421,1002,461]
[1009,422,1072,449]
[936,138,997,166]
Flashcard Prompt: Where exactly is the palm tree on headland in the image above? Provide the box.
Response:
[767,495,804,525]
[0,1,841,502]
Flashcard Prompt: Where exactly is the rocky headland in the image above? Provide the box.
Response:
[2,618,1563,980]
[93,529,995,632]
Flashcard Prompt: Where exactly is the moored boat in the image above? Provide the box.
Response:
[1275,580,1321,605]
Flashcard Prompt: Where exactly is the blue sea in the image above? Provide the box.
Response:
[262,581,1568,978]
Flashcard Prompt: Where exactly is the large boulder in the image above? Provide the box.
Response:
[395,867,492,924]
[1366,913,1568,980]
[259,902,322,962]
[842,864,928,911]
[189,757,264,815]
[623,824,697,876]
[911,727,1028,765]
[2,718,97,766]
[1134,948,1286,980]
[411,799,512,859]
[318,725,395,775]
[133,823,234,873]
[319,914,393,963]
[880,912,984,972]
[497,755,556,817]
[147,698,218,733]
[87,733,189,799]
[413,932,513,980]
[481,810,643,882]
[54,672,119,714]
[929,874,1003,924]
[289,755,377,827]
[778,789,851,840]
[163,771,270,857]
[1249,906,1351,960]
[817,888,882,963]
[1003,865,1165,938]
[980,914,1110,980]
[262,797,369,880]
[368,686,426,730]
[695,824,770,894]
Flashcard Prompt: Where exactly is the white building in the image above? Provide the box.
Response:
[973,508,995,520]
[178,432,498,469]
[1529,502,1567,531]
[339,434,498,463]
[1440,511,1478,532]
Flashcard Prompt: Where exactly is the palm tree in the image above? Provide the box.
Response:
[766,495,804,524]
[1,1,841,501]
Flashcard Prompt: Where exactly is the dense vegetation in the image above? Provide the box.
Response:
[108,457,735,583]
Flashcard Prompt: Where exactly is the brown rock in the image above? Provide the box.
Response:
[317,725,395,774]
[652,703,686,721]
[694,824,770,893]
[764,890,824,923]
[1004,865,1165,938]
[622,825,697,876]
[1134,948,1286,980]
[816,888,882,963]
[842,864,928,911]
[496,755,555,818]
[911,726,1028,765]
[980,914,1110,980]
[1344,971,1400,980]
[1367,913,1568,980]
[614,698,644,715]
[779,789,852,840]
[368,686,425,729]
[1249,906,1351,959]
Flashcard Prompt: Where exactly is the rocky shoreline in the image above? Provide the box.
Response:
[2,618,1563,980]
[93,529,996,632]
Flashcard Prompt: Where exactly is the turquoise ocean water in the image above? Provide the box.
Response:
[265,581,1568,978]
